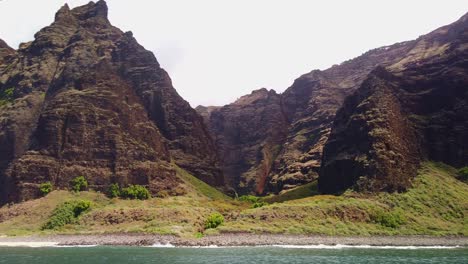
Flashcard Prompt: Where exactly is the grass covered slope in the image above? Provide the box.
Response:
[0,167,244,237]
[0,162,466,237]
[221,162,467,235]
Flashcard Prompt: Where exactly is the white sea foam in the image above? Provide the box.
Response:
[153,244,463,249]
[198,245,220,248]
[0,242,462,249]
[0,242,59,247]
[149,243,176,248]
[271,244,461,249]
[179,245,222,248]
[54,245,98,248]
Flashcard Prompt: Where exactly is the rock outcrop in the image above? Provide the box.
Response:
[199,12,468,195]
[272,41,415,191]
[200,39,416,194]
[319,13,468,193]
[198,88,288,194]
[0,1,222,204]
[2,1,466,201]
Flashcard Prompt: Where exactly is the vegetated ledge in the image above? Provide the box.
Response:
[0,233,467,247]
[0,162,466,239]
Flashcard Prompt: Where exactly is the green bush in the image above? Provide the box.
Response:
[0,87,15,106]
[108,183,121,198]
[42,200,91,230]
[70,176,88,192]
[3,87,14,98]
[372,209,406,228]
[457,167,468,182]
[204,212,224,229]
[120,185,151,200]
[39,182,53,196]
[252,201,268,208]
[238,195,260,203]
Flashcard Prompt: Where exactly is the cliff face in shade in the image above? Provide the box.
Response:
[199,12,467,195]
[319,13,468,193]
[272,41,415,191]
[0,1,222,204]
[0,39,15,67]
[198,89,288,194]
[200,37,416,194]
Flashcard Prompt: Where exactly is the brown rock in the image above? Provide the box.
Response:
[199,12,468,195]
[200,88,288,194]
[0,1,221,204]
[319,12,468,193]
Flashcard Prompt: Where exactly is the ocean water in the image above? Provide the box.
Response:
[0,245,467,264]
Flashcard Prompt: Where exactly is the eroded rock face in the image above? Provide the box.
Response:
[200,38,416,194]
[272,42,415,191]
[319,13,468,193]
[199,12,467,195]
[199,88,288,194]
[0,1,221,204]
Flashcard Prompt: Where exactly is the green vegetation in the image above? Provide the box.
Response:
[458,167,468,182]
[120,185,151,200]
[39,182,53,196]
[0,162,466,237]
[219,162,468,235]
[205,212,224,229]
[0,87,14,107]
[174,166,229,200]
[237,195,268,208]
[42,200,91,230]
[70,176,88,192]
[252,201,268,208]
[107,183,121,198]
[238,195,260,203]
[262,181,319,203]
[107,183,150,200]
[371,208,406,228]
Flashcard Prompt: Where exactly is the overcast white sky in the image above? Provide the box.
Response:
[0,1,466,106]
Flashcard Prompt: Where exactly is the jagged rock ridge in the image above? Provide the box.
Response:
[199,12,468,194]
[0,1,222,204]
[319,13,468,193]
[197,88,288,194]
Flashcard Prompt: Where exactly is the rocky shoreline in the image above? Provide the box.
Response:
[0,234,467,247]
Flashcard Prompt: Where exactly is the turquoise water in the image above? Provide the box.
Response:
[0,246,467,264]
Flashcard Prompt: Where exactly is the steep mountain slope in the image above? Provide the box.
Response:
[199,13,467,195]
[319,13,468,193]
[271,41,414,191]
[200,34,415,194]
[197,88,288,194]
[0,1,222,204]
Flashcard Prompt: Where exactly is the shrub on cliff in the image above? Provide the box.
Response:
[120,185,151,200]
[70,176,88,192]
[42,200,91,230]
[204,212,224,229]
[108,183,121,198]
[0,87,14,106]
[252,201,268,208]
[238,195,260,203]
[39,182,53,196]
[457,167,468,182]
[372,208,406,228]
